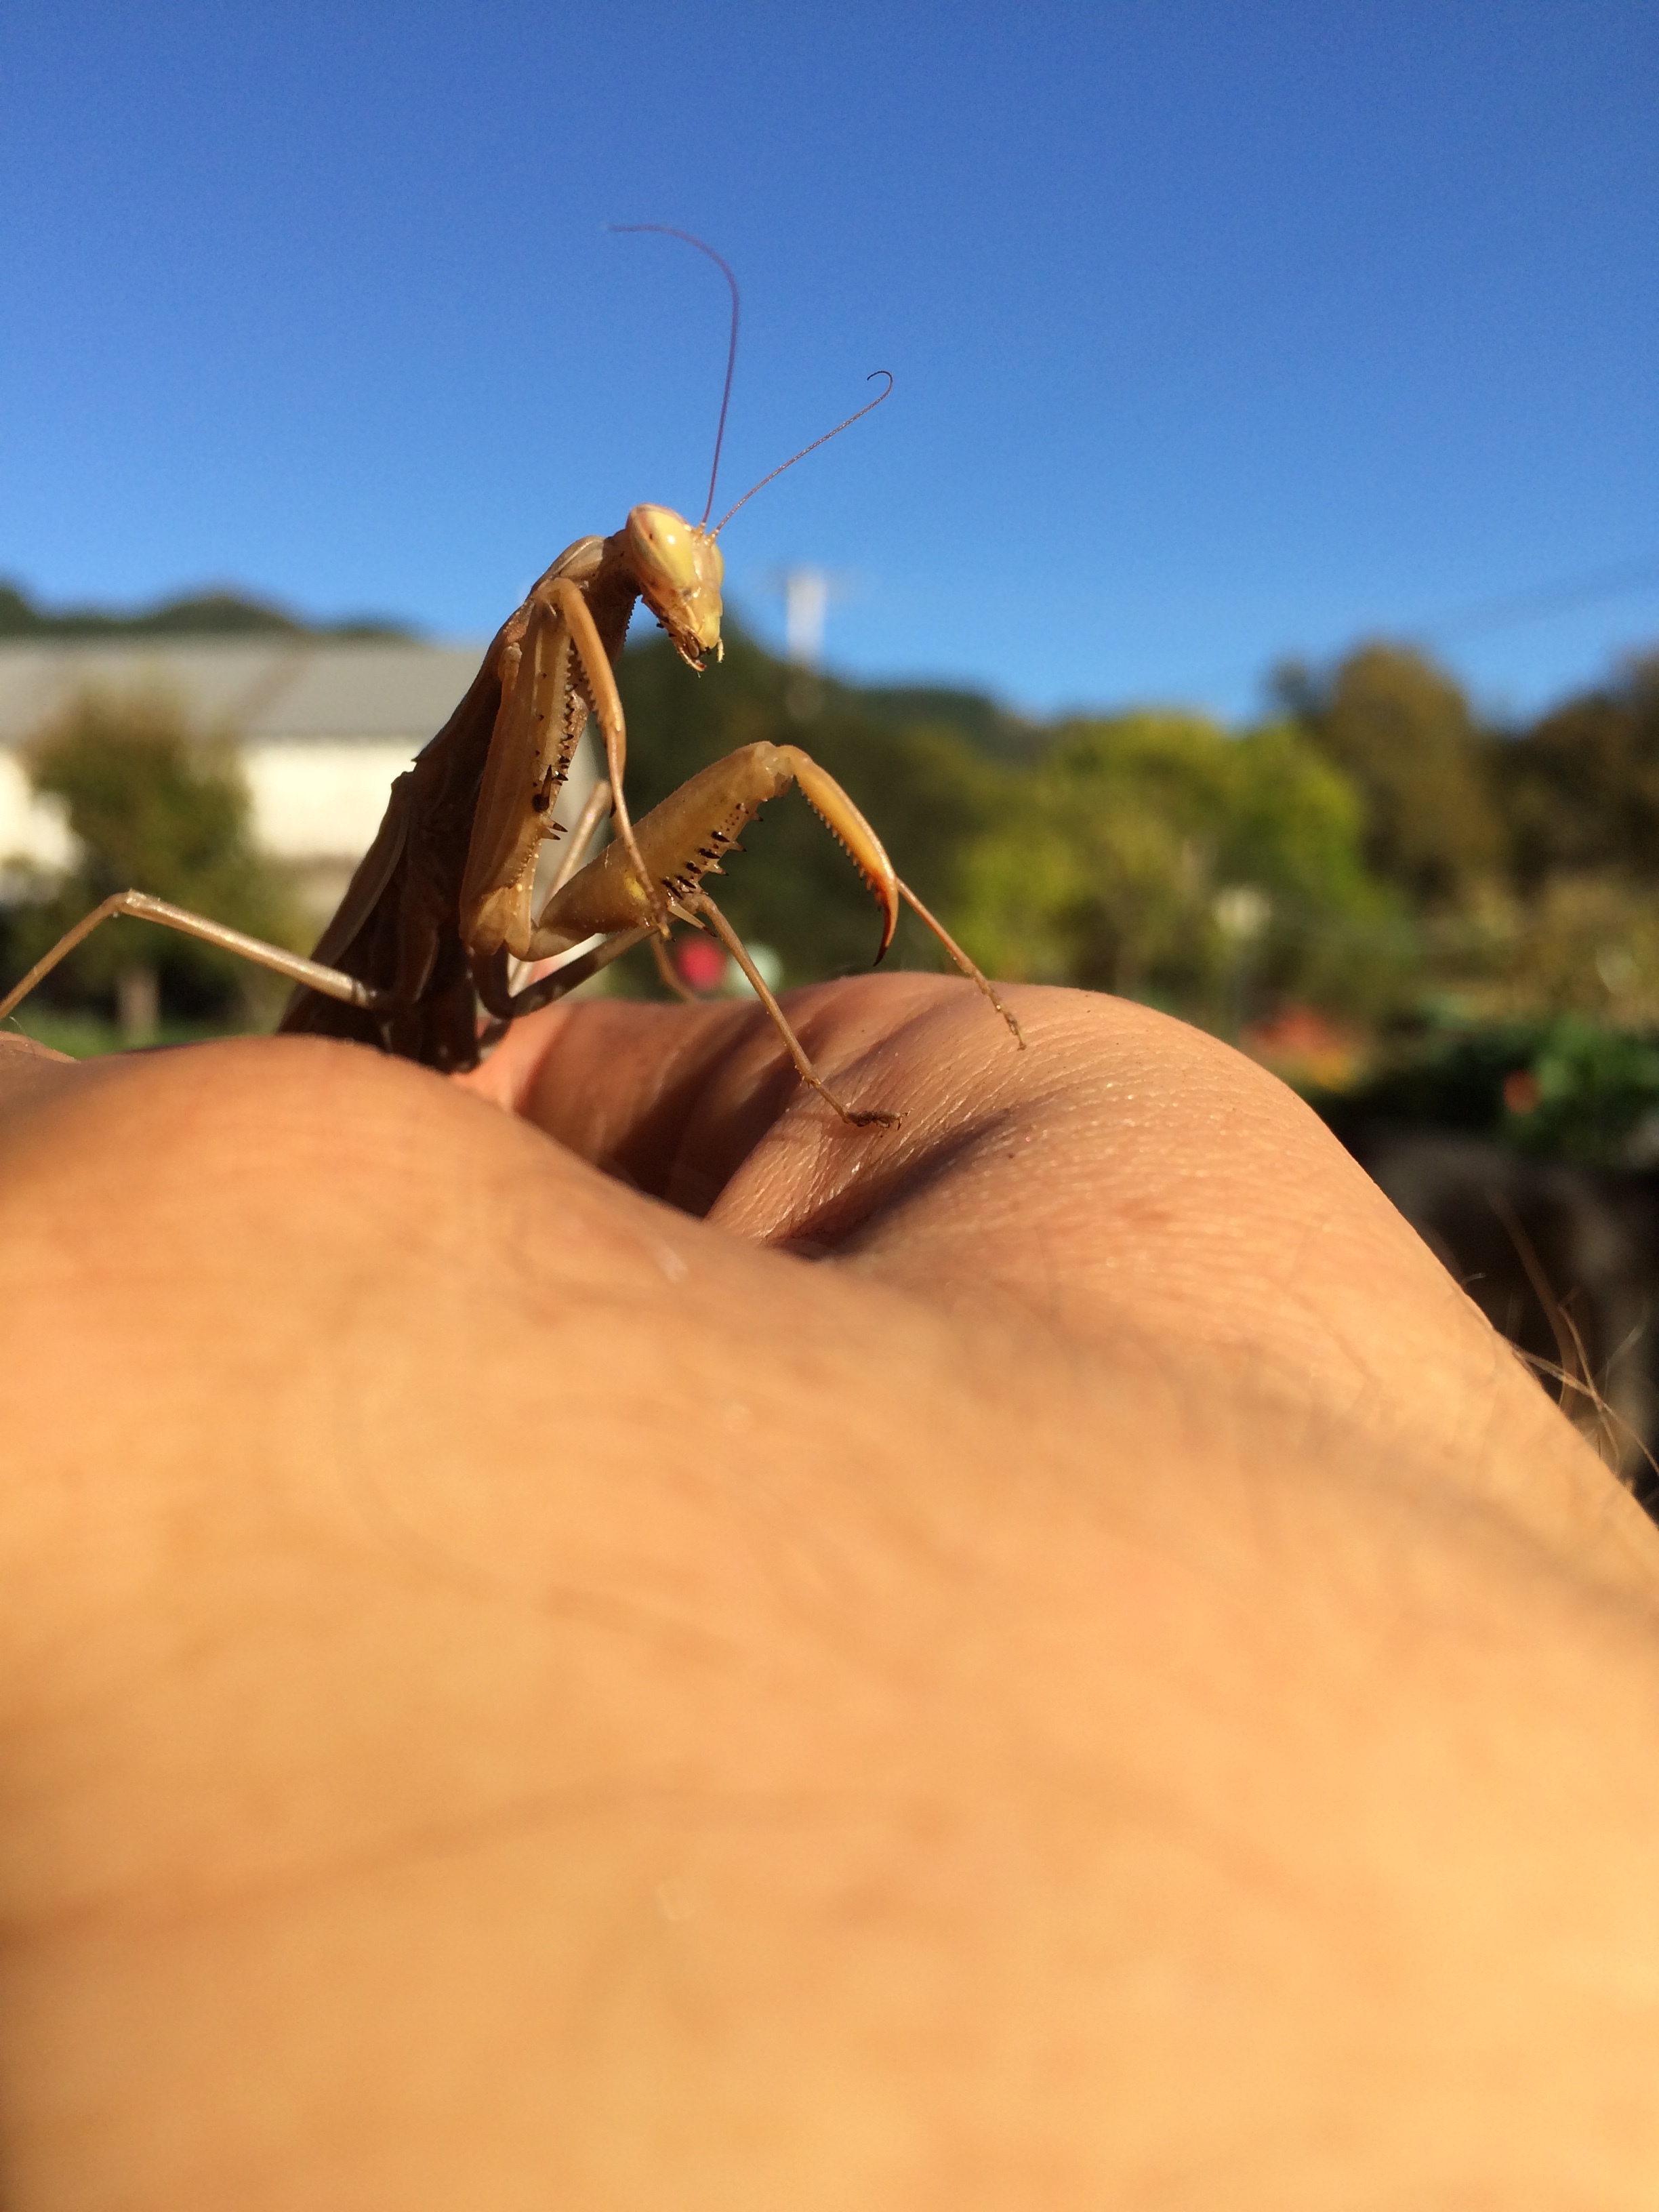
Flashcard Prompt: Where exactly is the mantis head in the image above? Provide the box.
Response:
[608,235,886,680]
[625,504,725,671]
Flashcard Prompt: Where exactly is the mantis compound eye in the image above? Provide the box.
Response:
[626,504,699,592]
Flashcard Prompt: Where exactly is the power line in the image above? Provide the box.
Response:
[1179,551,1659,705]
[1412,553,1659,645]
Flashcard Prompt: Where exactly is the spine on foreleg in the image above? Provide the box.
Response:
[527,745,794,955]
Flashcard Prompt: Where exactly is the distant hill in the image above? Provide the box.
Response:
[853,681,1037,757]
[0,580,415,643]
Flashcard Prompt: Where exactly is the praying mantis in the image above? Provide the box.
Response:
[0,232,1021,1125]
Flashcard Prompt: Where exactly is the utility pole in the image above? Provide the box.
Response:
[781,567,833,665]
[766,566,850,721]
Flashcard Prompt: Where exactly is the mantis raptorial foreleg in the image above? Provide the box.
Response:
[504,775,619,1000]
[461,579,649,975]
[478,736,1024,1123]
[546,578,653,908]
[548,777,617,899]
[534,767,696,1006]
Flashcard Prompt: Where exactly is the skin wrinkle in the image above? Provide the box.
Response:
[8,1771,1061,1952]
[720,1011,1621,1578]
[5,985,1659,2205]
[9,1345,1327,1938]
[333,1423,745,1667]
[844,1000,1637,1574]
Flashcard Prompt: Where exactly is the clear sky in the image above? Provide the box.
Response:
[3,1,1654,726]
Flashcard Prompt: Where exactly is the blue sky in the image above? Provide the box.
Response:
[3,1,1654,726]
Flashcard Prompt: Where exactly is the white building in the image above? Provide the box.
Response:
[0,638,598,920]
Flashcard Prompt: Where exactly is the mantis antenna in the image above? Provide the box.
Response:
[710,371,894,539]
[605,223,741,530]
[605,222,895,538]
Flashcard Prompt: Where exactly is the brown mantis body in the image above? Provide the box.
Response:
[0,241,1021,1123]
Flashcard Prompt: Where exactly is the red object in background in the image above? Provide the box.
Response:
[1244,1006,1340,1059]
[674,937,729,994]
[1503,1069,1542,1115]
[1240,1004,1366,1090]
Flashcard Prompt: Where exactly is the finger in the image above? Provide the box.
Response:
[476,972,1036,1228]
[455,993,764,1208]
[466,972,1659,1588]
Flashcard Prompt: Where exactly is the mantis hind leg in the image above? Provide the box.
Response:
[0,892,386,1029]
[891,880,1024,1047]
[650,935,701,1004]
[476,923,657,1038]
[688,890,899,1128]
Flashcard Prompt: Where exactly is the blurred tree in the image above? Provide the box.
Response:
[1496,653,1659,890]
[9,685,306,1033]
[0,576,411,640]
[954,711,1404,1029]
[1498,871,1659,1023]
[1421,872,1659,1031]
[1278,642,1504,903]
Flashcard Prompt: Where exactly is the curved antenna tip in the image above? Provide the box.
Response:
[711,370,897,540]
[606,225,740,529]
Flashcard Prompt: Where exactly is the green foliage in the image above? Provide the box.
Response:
[851,682,1038,760]
[1315,1015,1659,1170]
[954,709,1404,1029]
[10,686,307,1019]
[1283,641,1504,903]
[1269,641,1659,1082]
[1515,1019,1659,1165]
[1495,653,1659,890]
[1311,1019,1547,1137]
[1429,874,1659,1029]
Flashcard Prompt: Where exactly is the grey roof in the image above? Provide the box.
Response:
[0,639,487,750]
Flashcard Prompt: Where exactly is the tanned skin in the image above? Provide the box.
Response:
[2,976,1658,2208]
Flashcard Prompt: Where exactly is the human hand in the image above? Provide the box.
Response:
[1,981,1658,2208]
